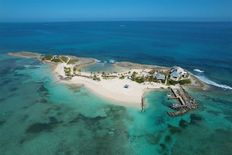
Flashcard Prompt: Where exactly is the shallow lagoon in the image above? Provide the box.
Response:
[0,55,232,155]
[82,62,127,73]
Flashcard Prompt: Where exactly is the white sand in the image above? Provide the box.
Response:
[54,63,168,108]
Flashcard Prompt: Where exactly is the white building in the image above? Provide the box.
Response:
[153,72,166,80]
[140,70,151,77]
[170,66,188,81]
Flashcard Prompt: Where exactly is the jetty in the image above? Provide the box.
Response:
[167,109,189,117]
[141,96,145,112]
[167,85,198,117]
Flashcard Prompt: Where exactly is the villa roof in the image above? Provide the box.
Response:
[171,66,186,75]
[154,73,166,80]
[170,71,181,78]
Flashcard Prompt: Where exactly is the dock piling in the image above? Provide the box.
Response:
[167,86,198,117]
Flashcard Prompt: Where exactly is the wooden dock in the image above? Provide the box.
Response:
[169,104,187,110]
[141,97,145,112]
[167,109,189,117]
[170,88,186,106]
[167,85,198,117]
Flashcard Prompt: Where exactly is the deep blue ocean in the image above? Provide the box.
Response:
[0,22,232,87]
[0,22,232,155]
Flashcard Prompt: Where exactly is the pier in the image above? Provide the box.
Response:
[167,85,198,117]
[167,109,189,117]
[141,96,145,112]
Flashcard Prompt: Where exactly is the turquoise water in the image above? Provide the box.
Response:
[0,22,232,154]
[0,55,231,155]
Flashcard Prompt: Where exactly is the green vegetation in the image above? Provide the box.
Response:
[148,69,156,74]
[64,67,71,76]
[42,55,62,63]
[67,59,78,64]
[42,55,53,61]
[101,72,106,77]
[167,80,179,85]
[73,67,76,73]
[52,57,62,63]
[60,56,69,63]
[134,77,145,83]
[101,72,108,79]
[73,67,81,74]
[119,75,125,79]
[93,74,101,81]
[131,72,145,83]
[146,76,155,82]
[131,71,137,81]
[179,79,191,85]
[42,55,78,64]
[102,73,117,79]
[167,79,191,85]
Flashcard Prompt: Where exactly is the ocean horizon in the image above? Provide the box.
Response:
[0,21,232,155]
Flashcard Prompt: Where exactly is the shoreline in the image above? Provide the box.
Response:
[8,51,207,108]
[53,64,169,108]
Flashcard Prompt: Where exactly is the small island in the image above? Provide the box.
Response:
[9,51,206,116]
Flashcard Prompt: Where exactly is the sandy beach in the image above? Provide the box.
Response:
[54,63,168,108]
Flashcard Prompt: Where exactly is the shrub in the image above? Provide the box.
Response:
[101,72,106,77]
[68,59,78,64]
[131,71,138,81]
[52,57,62,63]
[93,74,101,81]
[64,67,71,76]
[119,75,125,79]
[179,79,191,85]
[146,76,154,82]
[134,77,145,83]
[168,79,191,85]
[168,80,179,85]
[60,56,68,63]
[42,55,53,61]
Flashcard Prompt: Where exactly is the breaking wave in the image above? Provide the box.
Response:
[95,59,101,63]
[193,69,204,73]
[195,75,232,90]
[109,59,116,64]
[101,59,116,64]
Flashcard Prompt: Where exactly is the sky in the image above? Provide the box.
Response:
[0,0,231,22]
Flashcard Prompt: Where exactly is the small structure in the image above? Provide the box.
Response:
[170,66,188,81]
[153,72,166,81]
[141,70,151,77]
[124,84,129,88]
